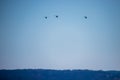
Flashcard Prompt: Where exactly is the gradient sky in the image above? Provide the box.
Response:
[0,0,120,70]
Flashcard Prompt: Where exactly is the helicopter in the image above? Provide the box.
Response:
[55,15,58,18]
[84,16,87,19]
[45,16,47,19]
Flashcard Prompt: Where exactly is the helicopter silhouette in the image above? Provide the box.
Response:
[84,16,87,19]
[45,16,47,19]
[55,15,58,18]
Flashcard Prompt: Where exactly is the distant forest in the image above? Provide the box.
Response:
[0,69,120,80]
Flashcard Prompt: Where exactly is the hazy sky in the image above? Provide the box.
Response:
[0,0,120,70]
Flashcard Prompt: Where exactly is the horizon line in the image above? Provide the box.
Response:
[0,68,120,72]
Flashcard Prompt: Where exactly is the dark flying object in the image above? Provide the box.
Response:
[56,15,58,18]
[45,16,47,19]
[84,16,87,19]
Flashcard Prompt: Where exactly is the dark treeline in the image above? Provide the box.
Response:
[0,69,120,80]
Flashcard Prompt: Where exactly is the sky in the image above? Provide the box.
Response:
[0,0,120,70]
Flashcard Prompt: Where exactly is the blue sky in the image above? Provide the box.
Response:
[0,0,120,70]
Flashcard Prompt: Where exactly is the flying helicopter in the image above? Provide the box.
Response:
[45,16,47,19]
[55,15,58,18]
[84,16,87,19]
